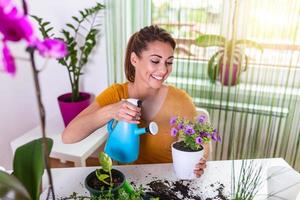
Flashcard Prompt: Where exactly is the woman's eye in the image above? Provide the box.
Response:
[151,60,160,64]
[166,62,173,65]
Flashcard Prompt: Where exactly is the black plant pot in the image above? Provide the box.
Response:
[84,168,127,197]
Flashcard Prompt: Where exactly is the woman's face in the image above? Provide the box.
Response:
[131,41,174,89]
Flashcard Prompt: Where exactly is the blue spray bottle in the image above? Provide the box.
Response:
[104,98,158,163]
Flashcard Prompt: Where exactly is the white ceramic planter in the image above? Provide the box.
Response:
[171,142,204,180]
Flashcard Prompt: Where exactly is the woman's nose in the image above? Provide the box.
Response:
[157,63,167,73]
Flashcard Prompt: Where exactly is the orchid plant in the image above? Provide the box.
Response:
[0,0,67,199]
[169,115,221,151]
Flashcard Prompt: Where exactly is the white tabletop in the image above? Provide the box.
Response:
[41,158,298,200]
[10,116,108,167]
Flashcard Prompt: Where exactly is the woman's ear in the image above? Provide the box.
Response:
[130,52,138,67]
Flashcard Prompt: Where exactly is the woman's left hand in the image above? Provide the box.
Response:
[194,158,207,178]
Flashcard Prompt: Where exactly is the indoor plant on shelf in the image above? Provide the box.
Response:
[32,3,105,126]
[195,34,263,86]
[0,0,67,199]
[170,114,221,179]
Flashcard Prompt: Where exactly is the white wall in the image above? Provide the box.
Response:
[0,0,108,169]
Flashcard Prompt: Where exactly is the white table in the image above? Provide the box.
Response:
[10,116,108,167]
[40,158,300,200]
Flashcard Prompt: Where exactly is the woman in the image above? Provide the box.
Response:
[62,25,209,177]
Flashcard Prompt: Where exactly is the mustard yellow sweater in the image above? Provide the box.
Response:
[96,82,197,164]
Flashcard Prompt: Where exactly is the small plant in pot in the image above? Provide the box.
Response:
[85,152,136,198]
[170,115,221,180]
[32,3,105,126]
[195,34,263,86]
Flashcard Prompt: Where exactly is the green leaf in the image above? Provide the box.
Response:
[236,39,263,51]
[72,16,80,23]
[241,55,249,72]
[66,23,76,31]
[98,152,112,173]
[195,34,226,47]
[99,174,110,182]
[0,171,31,200]
[13,138,53,200]
[31,15,54,39]
[207,50,223,82]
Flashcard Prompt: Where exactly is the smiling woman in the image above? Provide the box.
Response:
[62,25,210,178]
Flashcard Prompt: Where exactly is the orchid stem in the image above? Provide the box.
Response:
[22,0,28,15]
[28,47,55,200]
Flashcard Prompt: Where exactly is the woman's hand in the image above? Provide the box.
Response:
[194,158,207,178]
[110,100,141,124]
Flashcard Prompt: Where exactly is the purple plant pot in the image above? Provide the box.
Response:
[219,61,240,86]
[58,92,91,127]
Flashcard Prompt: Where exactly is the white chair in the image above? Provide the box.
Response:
[267,166,300,200]
[0,166,6,172]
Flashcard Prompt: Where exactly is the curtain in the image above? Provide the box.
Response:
[104,0,151,84]
[152,0,300,170]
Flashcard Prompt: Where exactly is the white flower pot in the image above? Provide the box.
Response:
[171,141,204,180]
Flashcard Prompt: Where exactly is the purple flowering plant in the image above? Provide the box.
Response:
[170,115,221,151]
[0,0,67,199]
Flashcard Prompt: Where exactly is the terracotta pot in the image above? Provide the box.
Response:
[171,141,204,180]
[219,61,240,86]
[57,92,91,127]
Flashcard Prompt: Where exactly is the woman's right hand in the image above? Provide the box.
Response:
[110,100,141,124]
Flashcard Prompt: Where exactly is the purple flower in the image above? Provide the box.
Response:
[35,38,68,58]
[170,127,178,137]
[217,135,222,142]
[200,131,209,138]
[169,116,177,126]
[195,137,203,144]
[0,6,34,42]
[2,43,16,75]
[177,122,184,130]
[197,115,206,124]
[212,132,219,141]
[184,125,195,135]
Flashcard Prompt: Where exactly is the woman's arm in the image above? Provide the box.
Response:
[62,102,113,143]
[62,100,141,144]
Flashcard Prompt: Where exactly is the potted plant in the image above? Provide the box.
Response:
[84,152,135,198]
[32,3,105,126]
[195,35,263,86]
[169,114,221,180]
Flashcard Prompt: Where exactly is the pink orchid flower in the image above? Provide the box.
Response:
[35,38,68,59]
[2,43,16,75]
[0,4,34,42]
[0,0,68,76]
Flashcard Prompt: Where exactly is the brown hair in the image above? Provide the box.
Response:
[124,25,176,82]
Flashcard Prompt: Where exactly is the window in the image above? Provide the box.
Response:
[152,0,300,69]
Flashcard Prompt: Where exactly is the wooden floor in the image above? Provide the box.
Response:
[50,157,99,168]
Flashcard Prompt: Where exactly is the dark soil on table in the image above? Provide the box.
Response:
[173,141,203,152]
[205,182,227,200]
[143,179,228,200]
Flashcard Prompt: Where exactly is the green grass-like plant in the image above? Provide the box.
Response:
[232,160,263,200]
